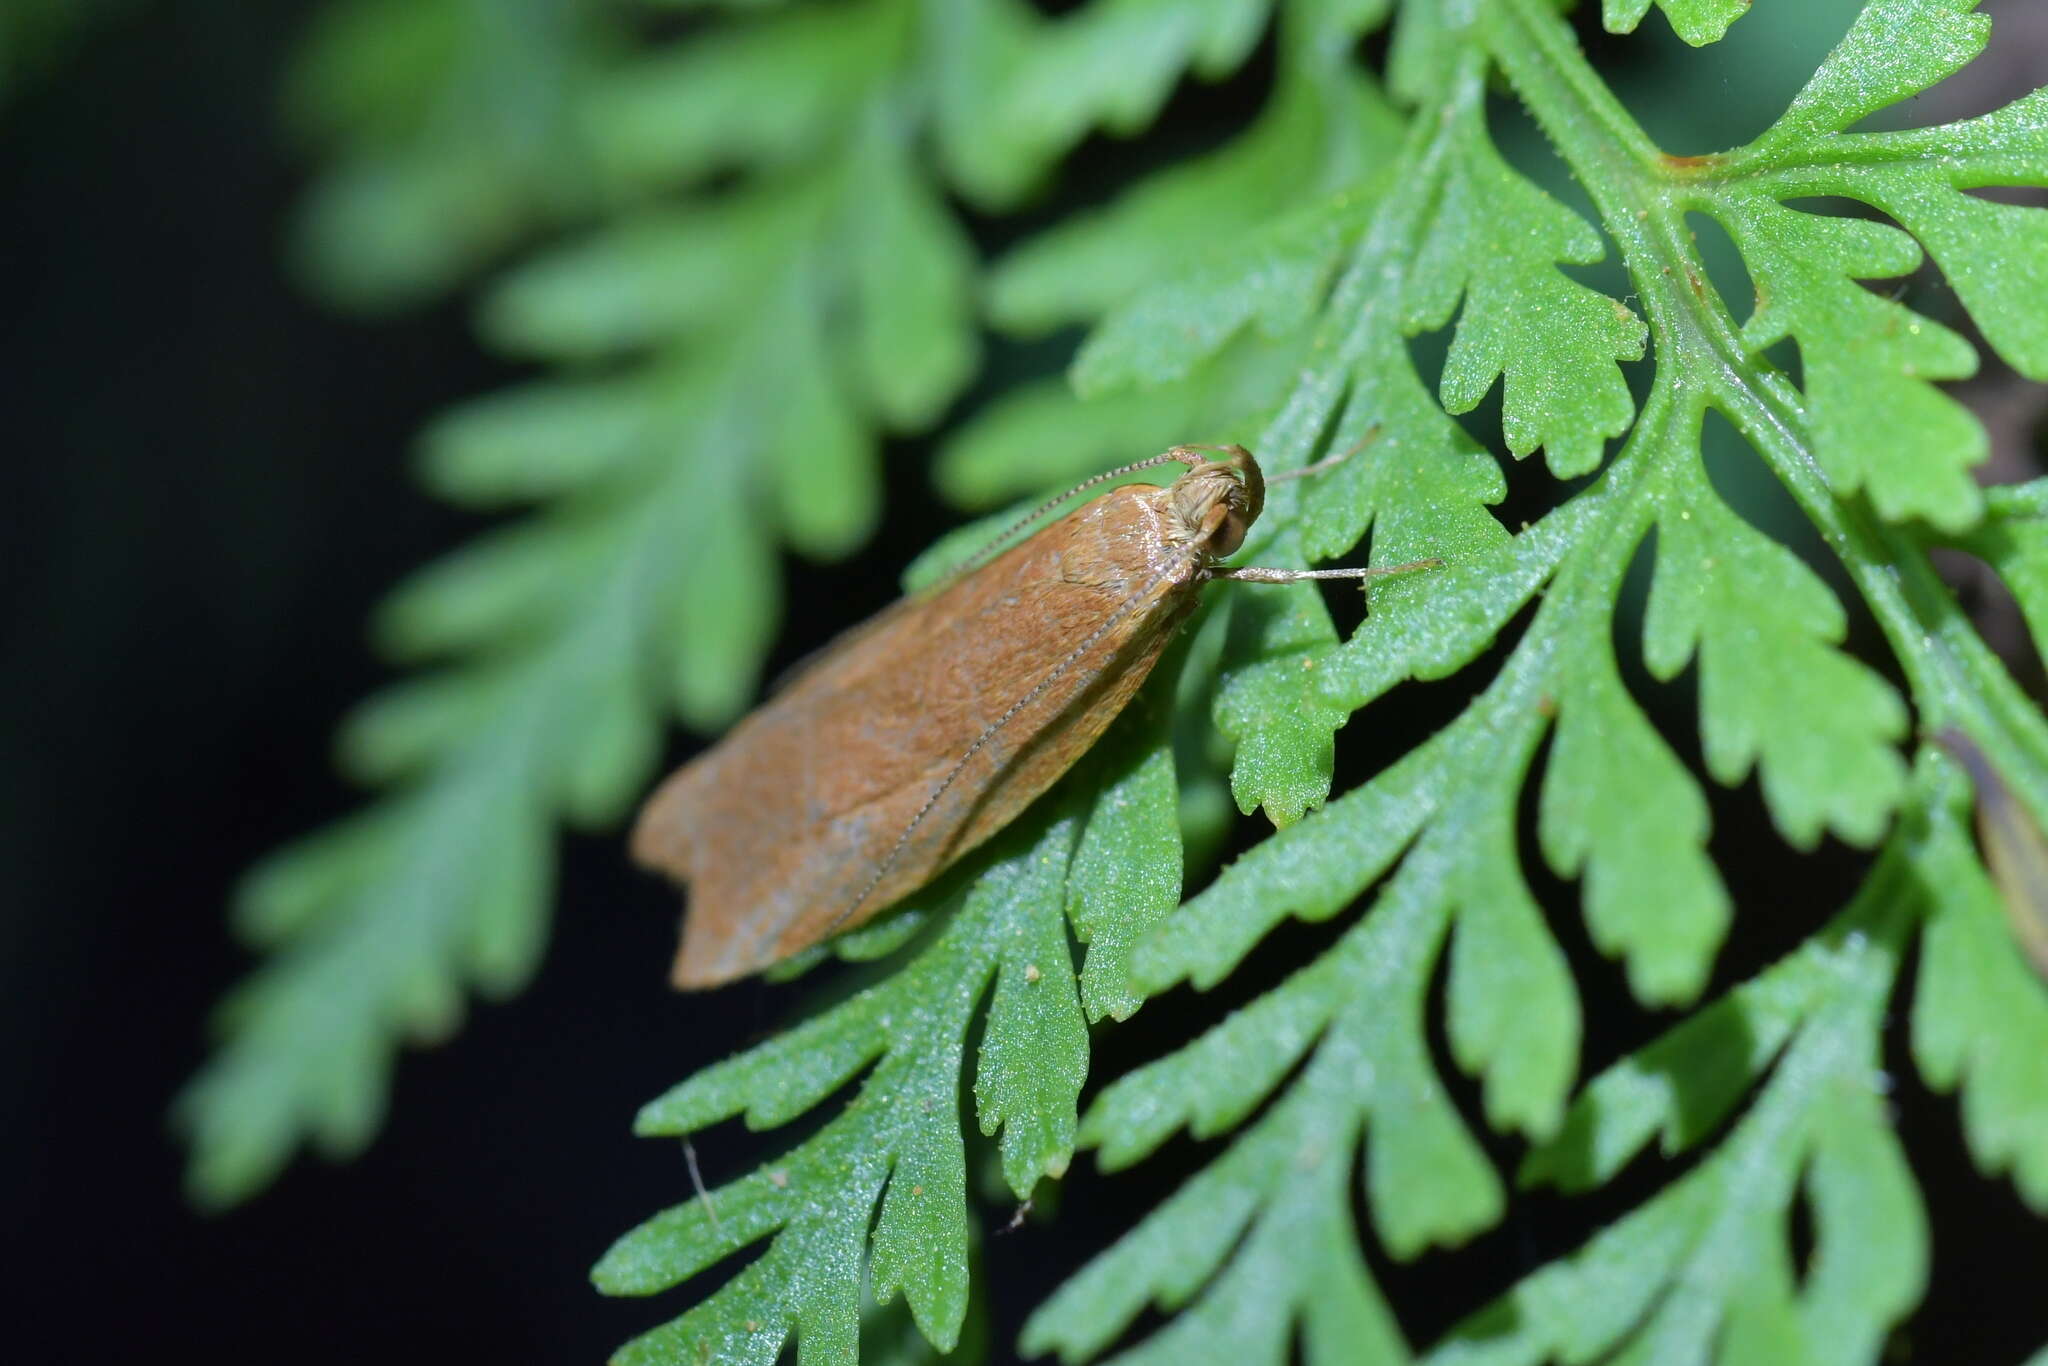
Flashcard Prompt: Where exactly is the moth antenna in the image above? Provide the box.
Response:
[746,553,1194,967]
[943,450,1205,582]
[1266,425,1383,484]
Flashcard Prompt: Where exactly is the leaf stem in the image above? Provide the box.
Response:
[1482,0,2048,832]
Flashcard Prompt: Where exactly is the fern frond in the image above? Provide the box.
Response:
[188,0,2048,1359]
[1016,1,2048,1362]
[182,0,1338,1223]
[598,698,1181,1361]
[185,0,982,1204]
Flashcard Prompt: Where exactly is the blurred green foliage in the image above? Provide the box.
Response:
[0,0,127,102]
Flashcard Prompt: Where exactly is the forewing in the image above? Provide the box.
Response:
[637,485,1195,986]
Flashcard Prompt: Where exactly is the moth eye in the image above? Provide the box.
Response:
[1208,504,1250,557]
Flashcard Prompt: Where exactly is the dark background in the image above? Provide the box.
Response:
[4,3,2045,1362]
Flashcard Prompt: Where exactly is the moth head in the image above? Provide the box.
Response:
[1170,444,1265,557]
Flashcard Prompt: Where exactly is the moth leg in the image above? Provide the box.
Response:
[1213,557,1441,584]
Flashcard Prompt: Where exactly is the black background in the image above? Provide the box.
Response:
[5,3,2045,1362]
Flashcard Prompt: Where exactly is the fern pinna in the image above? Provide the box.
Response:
[185,1,2048,1362]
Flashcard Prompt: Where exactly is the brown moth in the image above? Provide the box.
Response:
[632,444,1435,988]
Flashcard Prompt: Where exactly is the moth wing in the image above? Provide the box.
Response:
[632,586,975,986]
[638,483,1195,988]
[667,753,961,987]
[759,587,925,700]
[761,519,1028,701]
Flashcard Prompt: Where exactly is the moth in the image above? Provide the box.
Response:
[632,443,1436,988]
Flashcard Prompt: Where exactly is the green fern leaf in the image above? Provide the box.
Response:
[185,0,999,1206]
[1910,768,2048,1210]
[1401,89,1647,478]
[1717,190,1983,529]
[1442,780,1948,1366]
[1601,0,1752,47]
[284,0,606,313]
[1017,0,2048,1361]
[989,6,1400,335]
[1071,187,1370,397]
[1642,450,1910,848]
[1950,479,2048,658]
[999,0,1273,158]
[596,732,1169,1360]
